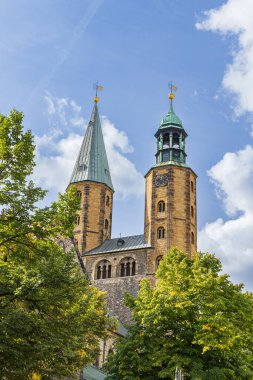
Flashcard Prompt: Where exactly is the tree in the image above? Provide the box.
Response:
[105,249,253,379]
[0,110,111,379]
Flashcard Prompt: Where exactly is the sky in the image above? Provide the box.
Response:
[1,0,253,289]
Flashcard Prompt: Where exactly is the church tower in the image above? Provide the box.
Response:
[144,90,197,257]
[69,96,114,254]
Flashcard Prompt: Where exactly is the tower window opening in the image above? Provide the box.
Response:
[77,190,82,199]
[191,232,195,245]
[191,206,194,218]
[105,219,109,230]
[172,150,180,161]
[158,201,165,213]
[96,260,111,279]
[119,257,136,277]
[106,195,110,206]
[156,255,163,269]
[75,215,80,225]
[157,227,165,239]
[162,150,169,162]
[191,181,194,193]
[163,133,170,148]
[172,133,179,148]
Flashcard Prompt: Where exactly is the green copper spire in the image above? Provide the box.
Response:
[69,102,114,191]
[160,99,183,128]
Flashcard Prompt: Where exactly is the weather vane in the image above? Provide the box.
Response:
[93,81,103,103]
[168,81,177,101]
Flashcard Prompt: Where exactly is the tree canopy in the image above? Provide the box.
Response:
[105,249,253,379]
[0,110,111,379]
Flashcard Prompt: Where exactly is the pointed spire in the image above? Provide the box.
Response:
[159,89,183,128]
[69,102,114,191]
[169,98,174,114]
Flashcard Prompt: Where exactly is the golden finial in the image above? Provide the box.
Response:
[93,82,103,103]
[168,82,177,101]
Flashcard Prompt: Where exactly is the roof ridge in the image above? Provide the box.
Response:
[83,234,151,256]
[109,233,144,240]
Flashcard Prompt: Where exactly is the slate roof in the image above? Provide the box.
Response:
[83,365,106,380]
[69,102,114,191]
[83,234,151,256]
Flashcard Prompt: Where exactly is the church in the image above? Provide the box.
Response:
[68,89,197,326]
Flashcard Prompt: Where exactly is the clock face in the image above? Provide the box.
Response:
[155,174,168,187]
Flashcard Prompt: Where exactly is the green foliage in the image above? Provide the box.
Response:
[105,249,253,379]
[0,110,111,379]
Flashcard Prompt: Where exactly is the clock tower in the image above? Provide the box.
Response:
[144,91,197,258]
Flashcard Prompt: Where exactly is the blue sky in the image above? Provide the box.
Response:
[1,0,253,289]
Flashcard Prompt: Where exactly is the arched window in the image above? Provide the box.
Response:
[106,195,110,206]
[191,232,194,245]
[105,219,109,230]
[126,262,131,276]
[119,257,136,277]
[96,260,111,279]
[156,255,163,269]
[158,201,165,212]
[75,215,80,225]
[132,261,136,276]
[191,206,194,218]
[157,227,165,239]
[191,181,194,193]
[97,265,101,279]
[76,190,82,205]
[102,264,107,279]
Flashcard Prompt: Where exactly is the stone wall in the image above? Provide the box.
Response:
[70,181,113,254]
[144,164,197,257]
[93,275,146,324]
[84,248,151,324]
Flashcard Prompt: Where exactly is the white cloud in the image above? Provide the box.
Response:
[102,118,144,198]
[198,145,253,287]
[34,97,144,199]
[44,91,85,128]
[196,0,253,116]
[196,1,253,288]
[33,133,83,193]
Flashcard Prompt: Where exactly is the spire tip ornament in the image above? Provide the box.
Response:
[168,82,177,102]
[93,82,103,103]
